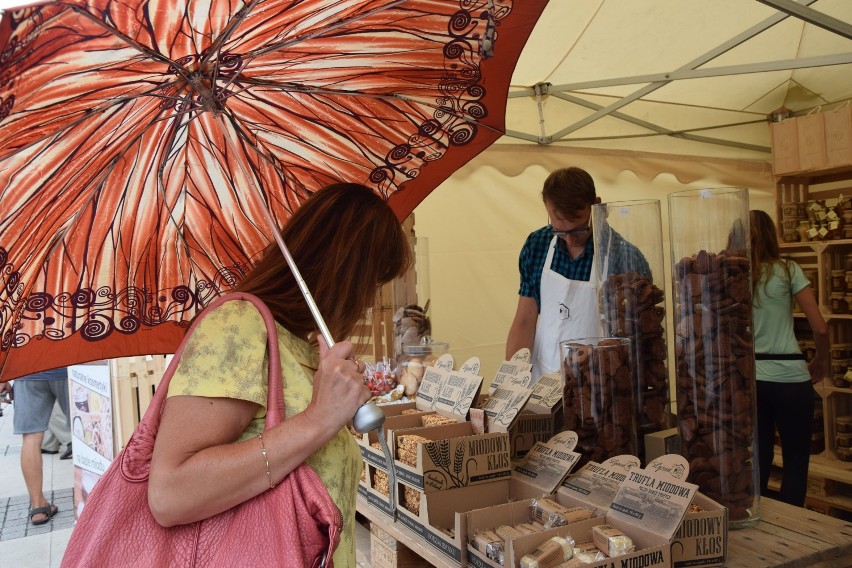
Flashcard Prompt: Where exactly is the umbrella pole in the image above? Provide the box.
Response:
[214,116,384,433]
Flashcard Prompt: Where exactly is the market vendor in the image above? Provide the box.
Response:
[506,167,650,378]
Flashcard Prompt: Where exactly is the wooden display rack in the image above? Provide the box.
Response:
[357,494,852,567]
[774,162,852,518]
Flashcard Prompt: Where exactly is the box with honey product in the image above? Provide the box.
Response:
[359,353,482,470]
[394,432,584,567]
[357,463,395,519]
[467,454,698,568]
[395,479,510,566]
[671,492,728,567]
[391,421,511,492]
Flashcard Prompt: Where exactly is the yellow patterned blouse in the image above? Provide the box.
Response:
[166,300,362,567]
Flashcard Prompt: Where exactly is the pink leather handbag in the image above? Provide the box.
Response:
[61,293,341,568]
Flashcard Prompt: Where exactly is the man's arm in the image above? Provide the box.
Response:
[506,296,538,359]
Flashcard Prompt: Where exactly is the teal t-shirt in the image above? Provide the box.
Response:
[752,259,810,383]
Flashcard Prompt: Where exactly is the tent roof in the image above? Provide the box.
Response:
[503,0,852,161]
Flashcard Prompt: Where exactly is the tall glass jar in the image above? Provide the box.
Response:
[592,199,670,464]
[668,187,759,528]
[560,337,637,467]
[392,237,431,360]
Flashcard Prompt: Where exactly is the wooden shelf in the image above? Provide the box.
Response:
[775,165,852,515]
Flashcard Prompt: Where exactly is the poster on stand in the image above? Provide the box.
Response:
[68,362,113,519]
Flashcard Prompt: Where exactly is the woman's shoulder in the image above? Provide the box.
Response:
[198,298,266,328]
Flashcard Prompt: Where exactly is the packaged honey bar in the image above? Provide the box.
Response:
[530,499,593,529]
[519,536,575,568]
[591,524,634,557]
[496,524,525,541]
[514,522,542,535]
[472,529,504,565]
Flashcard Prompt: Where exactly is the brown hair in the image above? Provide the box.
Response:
[541,167,597,215]
[236,183,411,341]
[749,209,790,306]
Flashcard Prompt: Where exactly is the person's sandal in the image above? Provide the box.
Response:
[29,504,58,526]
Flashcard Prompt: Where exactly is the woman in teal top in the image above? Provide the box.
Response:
[750,210,829,507]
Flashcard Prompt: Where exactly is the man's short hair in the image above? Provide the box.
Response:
[542,167,597,216]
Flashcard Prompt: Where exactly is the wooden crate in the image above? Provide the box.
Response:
[110,355,169,448]
[370,524,432,568]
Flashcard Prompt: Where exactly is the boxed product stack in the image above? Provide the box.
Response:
[357,353,476,517]
[468,455,699,568]
[388,354,507,564]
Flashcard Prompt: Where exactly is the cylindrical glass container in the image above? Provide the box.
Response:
[392,237,431,360]
[668,187,759,528]
[592,199,670,464]
[560,337,637,467]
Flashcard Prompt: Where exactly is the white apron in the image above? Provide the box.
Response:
[531,236,601,379]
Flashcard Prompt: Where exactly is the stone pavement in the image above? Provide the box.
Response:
[0,399,75,568]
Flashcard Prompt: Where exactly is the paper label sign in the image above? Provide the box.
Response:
[434,370,483,419]
[510,348,531,363]
[512,431,582,493]
[433,353,455,370]
[459,357,481,375]
[609,454,697,539]
[482,383,532,432]
[526,372,562,412]
[489,360,533,394]
[560,454,641,511]
[416,365,451,411]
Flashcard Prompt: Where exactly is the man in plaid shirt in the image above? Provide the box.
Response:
[506,167,650,378]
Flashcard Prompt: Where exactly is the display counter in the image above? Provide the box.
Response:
[357,495,852,567]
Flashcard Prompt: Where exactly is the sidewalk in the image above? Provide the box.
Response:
[0,400,75,568]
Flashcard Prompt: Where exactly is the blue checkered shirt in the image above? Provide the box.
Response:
[518,225,651,311]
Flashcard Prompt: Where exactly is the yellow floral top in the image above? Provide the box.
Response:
[166,300,361,567]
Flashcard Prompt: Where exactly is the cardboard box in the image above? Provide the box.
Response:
[771,118,800,174]
[468,454,698,568]
[359,353,484,470]
[797,111,828,171]
[358,477,396,519]
[359,412,430,470]
[671,492,728,567]
[825,105,852,168]
[394,432,583,566]
[392,421,512,492]
[395,480,510,566]
[644,427,680,463]
[511,371,564,458]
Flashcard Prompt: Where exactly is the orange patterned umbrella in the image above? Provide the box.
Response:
[0,0,547,380]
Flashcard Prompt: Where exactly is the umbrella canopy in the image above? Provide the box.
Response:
[0,0,547,380]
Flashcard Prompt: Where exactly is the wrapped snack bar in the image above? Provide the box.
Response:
[520,535,575,568]
[591,524,634,557]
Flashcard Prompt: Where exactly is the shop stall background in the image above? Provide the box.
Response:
[404,0,850,384]
[412,144,777,383]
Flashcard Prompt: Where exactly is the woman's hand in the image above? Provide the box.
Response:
[304,338,371,436]
[808,356,828,384]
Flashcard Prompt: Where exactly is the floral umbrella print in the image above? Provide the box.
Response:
[0,0,547,380]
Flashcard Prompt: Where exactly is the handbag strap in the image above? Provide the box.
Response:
[121,292,286,480]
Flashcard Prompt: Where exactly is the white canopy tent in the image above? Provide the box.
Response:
[412,0,852,376]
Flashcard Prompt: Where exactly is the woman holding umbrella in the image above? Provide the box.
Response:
[146,183,411,566]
